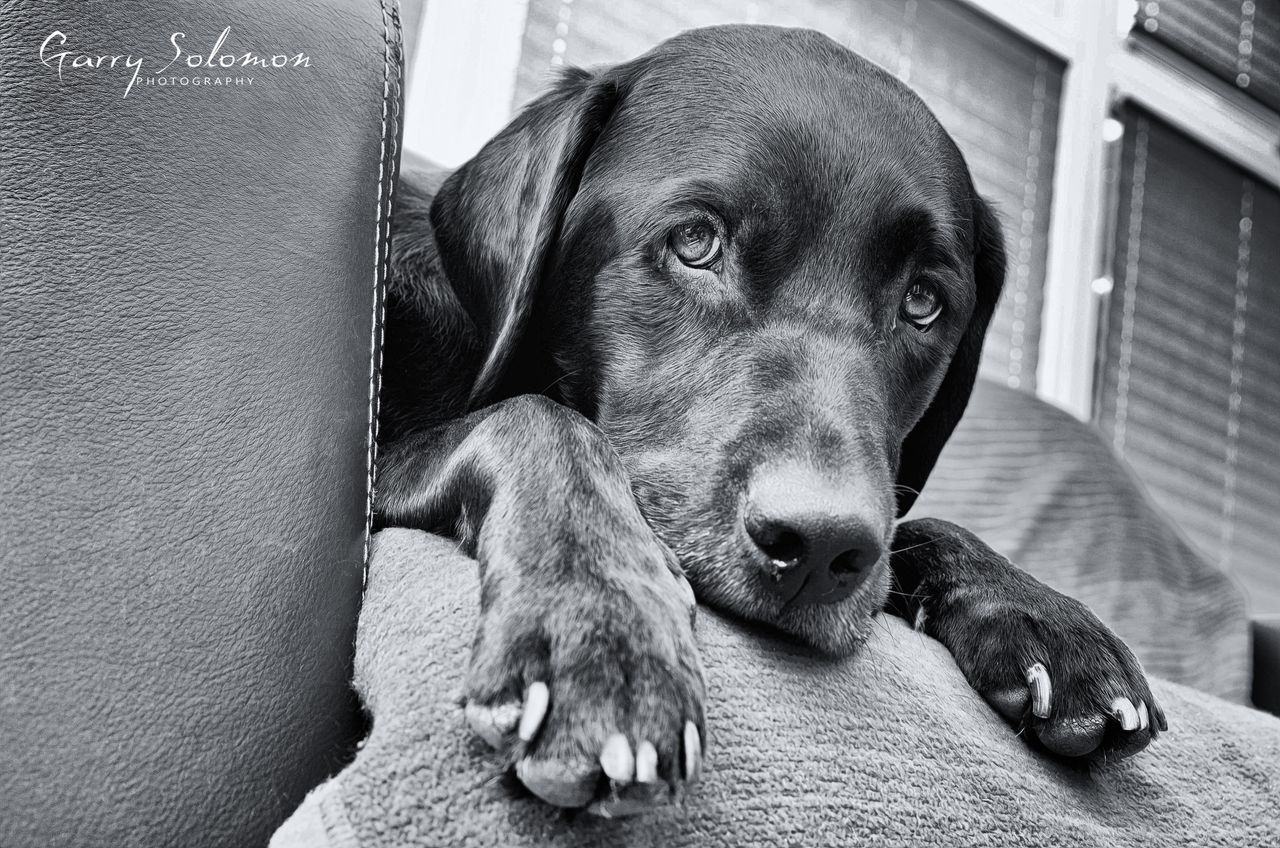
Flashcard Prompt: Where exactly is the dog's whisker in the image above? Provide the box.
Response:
[883,588,931,605]
[539,368,582,396]
[888,537,941,556]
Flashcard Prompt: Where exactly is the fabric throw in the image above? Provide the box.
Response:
[272,529,1280,848]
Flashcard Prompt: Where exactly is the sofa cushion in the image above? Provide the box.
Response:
[273,529,1280,848]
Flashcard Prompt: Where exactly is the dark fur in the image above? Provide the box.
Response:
[376,26,1162,806]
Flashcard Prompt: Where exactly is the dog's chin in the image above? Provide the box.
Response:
[681,549,892,657]
[775,563,890,655]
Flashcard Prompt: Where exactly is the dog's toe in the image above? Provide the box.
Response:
[464,699,523,749]
[1099,696,1164,759]
[464,680,549,750]
[463,558,705,814]
[584,722,703,817]
[983,684,1029,721]
[1022,678,1163,762]
[515,756,598,807]
[517,722,699,817]
[1035,714,1107,758]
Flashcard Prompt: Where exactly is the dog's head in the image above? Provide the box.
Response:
[431,25,1005,654]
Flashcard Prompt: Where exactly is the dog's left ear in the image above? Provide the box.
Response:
[895,195,1006,516]
[430,67,624,409]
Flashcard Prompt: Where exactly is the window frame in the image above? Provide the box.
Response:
[964,0,1280,419]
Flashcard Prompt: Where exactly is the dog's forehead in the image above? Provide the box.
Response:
[593,26,972,224]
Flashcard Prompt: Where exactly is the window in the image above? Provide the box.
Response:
[1094,92,1280,613]
[1136,0,1280,113]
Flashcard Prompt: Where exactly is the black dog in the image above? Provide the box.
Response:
[376,25,1164,815]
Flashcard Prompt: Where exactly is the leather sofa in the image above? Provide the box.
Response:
[0,2,401,845]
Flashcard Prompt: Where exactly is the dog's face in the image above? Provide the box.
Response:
[432,26,1005,655]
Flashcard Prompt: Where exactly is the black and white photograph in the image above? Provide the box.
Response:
[4,1,1280,845]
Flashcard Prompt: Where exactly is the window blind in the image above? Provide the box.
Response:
[512,0,1064,392]
[1135,0,1280,114]
[1096,105,1280,613]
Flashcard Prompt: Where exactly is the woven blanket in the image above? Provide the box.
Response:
[271,529,1279,848]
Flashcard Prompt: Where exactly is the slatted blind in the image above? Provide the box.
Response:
[513,0,1064,392]
[1096,105,1280,613]
[1135,0,1280,113]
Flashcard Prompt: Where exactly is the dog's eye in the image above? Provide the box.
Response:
[669,220,722,268]
[900,280,943,329]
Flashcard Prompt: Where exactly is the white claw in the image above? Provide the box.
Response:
[683,721,702,781]
[1137,700,1150,731]
[1111,697,1139,731]
[518,681,550,742]
[1025,663,1052,719]
[600,733,635,783]
[635,740,659,784]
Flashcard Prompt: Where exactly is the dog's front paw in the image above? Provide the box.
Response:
[892,519,1167,764]
[932,568,1166,763]
[462,536,705,816]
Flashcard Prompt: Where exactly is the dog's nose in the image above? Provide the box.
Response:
[744,465,886,606]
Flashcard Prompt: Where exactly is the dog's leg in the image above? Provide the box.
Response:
[376,394,704,815]
[885,517,1165,763]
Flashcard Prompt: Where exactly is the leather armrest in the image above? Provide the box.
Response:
[1,2,402,846]
[1253,615,1280,716]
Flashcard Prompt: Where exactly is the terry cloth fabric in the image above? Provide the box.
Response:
[912,379,1251,704]
[272,529,1280,848]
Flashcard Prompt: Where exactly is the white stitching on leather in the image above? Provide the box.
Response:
[364,0,400,589]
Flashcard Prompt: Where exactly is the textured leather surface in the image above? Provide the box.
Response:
[0,2,401,845]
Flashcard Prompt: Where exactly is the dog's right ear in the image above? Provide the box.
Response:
[430,68,622,410]
[894,195,1006,516]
